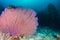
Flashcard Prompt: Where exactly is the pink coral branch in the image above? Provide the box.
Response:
[0,7,38,36]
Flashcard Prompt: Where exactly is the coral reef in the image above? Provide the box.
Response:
[0,28,59,40]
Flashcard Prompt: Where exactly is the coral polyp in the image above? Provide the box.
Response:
[0,7,38,36]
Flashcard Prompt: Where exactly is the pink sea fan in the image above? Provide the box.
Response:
[0,7,38,36]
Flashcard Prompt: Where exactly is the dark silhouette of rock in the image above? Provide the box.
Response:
[47,3,58,29]
[37,3,60,31]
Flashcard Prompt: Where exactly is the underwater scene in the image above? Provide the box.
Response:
[0,0,60,40]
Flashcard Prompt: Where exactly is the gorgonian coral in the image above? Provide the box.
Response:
[0,7,38,36]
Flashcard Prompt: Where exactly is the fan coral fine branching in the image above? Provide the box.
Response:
[0,7,38,36]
